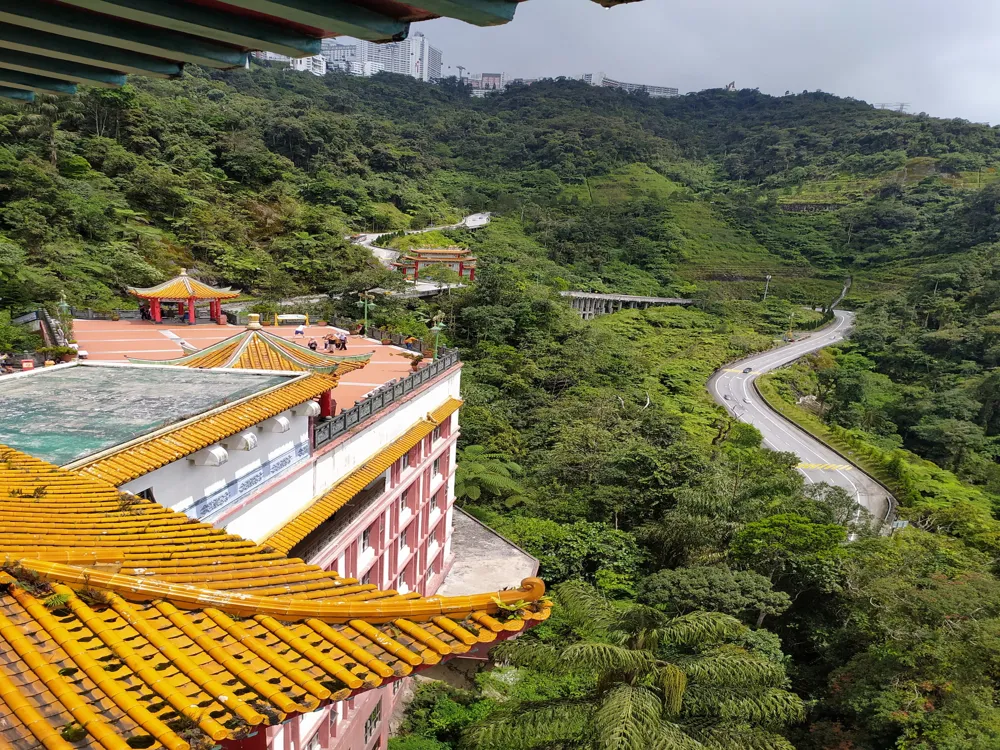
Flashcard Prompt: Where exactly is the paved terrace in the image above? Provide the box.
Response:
[72,319,419,414]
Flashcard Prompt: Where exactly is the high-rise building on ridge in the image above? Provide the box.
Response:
[582,71,678,98]
[322,33,443,82]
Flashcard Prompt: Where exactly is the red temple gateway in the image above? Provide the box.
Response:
[392,247,477,282]
[128,269,239,324]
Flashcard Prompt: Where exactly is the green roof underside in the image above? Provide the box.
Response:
[0,0,528,101]
[0,364,290,465]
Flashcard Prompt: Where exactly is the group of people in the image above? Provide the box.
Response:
[292,324,349,352]
[305,333,349,352]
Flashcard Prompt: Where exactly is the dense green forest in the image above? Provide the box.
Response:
[6,66,1000,748]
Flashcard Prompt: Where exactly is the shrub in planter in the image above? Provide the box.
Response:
[36,345,77,361]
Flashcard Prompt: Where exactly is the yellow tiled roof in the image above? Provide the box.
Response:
[0,445,549,750]
[127,327,372,375]
[73,374,337,484]
[266,398,463,555]
[128,269,240,300]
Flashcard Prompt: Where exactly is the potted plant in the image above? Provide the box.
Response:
[381,337,392,345]
[36,345,77,363]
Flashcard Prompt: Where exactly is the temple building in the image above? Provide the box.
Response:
[128,269,240,324]
[392,247,477,282]
[0,318,542,750]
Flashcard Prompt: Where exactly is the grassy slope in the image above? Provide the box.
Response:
[758,369,999,550]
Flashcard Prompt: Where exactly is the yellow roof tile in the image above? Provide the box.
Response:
[0,445,549,750]
[128,269,240,300]
[266,397,463,555]
[127,326,371,375]
[72,374,337,484]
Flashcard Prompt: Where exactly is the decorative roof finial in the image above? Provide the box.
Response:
[179,268,188,276]
[247,313,262,330]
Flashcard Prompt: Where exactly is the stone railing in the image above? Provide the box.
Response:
[312,348,460,450]
[327,316,429,352]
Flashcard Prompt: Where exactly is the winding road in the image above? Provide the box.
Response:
[708,310,891,521]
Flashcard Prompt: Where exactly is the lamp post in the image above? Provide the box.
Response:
[356,290,376,334]
[763,274,772,303]
[430,320,446,361]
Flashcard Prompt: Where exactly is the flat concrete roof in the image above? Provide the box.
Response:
[0,363,290,465]
[438,508,538,597]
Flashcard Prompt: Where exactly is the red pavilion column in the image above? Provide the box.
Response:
[187,296,196,324]
[177,300,184,319]
[151,298,161,323]
[412,261,419,280]
[319,390,334,418]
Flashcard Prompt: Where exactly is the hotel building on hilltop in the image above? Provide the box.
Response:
[0,303,543,750]
[581,71,679,98]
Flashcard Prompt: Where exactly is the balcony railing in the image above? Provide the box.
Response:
[312,348,460,450]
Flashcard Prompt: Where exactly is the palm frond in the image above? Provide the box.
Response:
[658,663,688,716]
[681,687,805,725]
[491,640,565,673]
[553,580,617,632]
[563,642,657,675]
[685,724,797,750]
[651,722,707,750]
[682,653,787,689]
[462,698,594,750]
[659,611,745,648]
[595,684,663,750]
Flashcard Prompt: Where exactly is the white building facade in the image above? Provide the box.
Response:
[582,71,679,98]
[321,33,442,82]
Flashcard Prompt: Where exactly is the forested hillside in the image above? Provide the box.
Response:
[6,67,1000,749]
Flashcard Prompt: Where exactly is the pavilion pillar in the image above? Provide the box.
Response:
[469,266,475,282]
[458,261,464,279]
[177,300,185,319]
[188,297,196,324]
[319,390,334,418]
[151,298,161,323]
[413,261,419,281]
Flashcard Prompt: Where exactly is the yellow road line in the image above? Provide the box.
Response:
[796,463,853,470]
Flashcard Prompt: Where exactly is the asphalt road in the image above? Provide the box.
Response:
[708,310,891,521]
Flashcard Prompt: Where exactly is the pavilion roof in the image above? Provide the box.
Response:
[0,444,549,750]
[126,321,372,376]
[128,269,240,301]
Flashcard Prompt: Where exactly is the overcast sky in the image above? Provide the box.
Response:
[421,0,1000,124]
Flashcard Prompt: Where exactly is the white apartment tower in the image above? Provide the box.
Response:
[322,33,442,82]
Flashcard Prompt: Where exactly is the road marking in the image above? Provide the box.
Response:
[723,368,755,373]
[796,463,853,470]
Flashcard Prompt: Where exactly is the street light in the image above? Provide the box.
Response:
[430,318,446,361]
[763,274,772,303]
[355,290,376,333]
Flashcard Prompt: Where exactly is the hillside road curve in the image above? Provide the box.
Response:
[708,310,891,521]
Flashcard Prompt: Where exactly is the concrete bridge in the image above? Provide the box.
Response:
[561,291,695,320]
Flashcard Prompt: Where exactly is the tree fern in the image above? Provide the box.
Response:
[464,582,803,750]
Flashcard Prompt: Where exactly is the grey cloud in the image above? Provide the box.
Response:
[423,0,1000,123]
